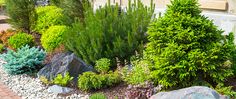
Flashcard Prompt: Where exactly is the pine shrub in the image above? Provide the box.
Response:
[0,45,46,75]
[64,0,154,65]
[8,32,35,49]
[145,0,235,87]
[34,6,66,34]
[41,25,67,51]
[5,0,37,33]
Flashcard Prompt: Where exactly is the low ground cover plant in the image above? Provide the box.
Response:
[0,45,46,75]
[53,72,73,86]
[90,93,107,99]
[41,25,67,51]
[8,32,35,49]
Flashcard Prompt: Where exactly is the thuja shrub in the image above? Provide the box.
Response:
[95,58,111,74]
[8,32,35,49]
[0,45,46,75]
[41,25,67,51]
[64,0,154,65]
[5,0,37,33]
[145,0,235,87]
[34,6,66,34]
[78,71,121,91]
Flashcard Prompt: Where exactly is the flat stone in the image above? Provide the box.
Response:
[150,86,229,99]
[47,85,74,94]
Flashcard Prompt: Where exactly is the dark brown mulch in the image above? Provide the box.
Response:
[225,77,236,91]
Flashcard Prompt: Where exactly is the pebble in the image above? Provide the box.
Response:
[0,59,89,99]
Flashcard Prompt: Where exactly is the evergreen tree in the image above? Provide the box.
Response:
[145,0,234,87]
[5,0,37,33]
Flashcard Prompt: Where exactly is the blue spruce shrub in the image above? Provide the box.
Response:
[0,45,46,75]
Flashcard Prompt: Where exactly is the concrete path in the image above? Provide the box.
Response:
[0,82,21,99]
[0,15,11,31]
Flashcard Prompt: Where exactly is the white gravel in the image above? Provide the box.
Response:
[0,59,89,99]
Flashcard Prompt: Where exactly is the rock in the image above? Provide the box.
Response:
[150,86,229,99]
[47,85,74,94]
[37,53,94,85]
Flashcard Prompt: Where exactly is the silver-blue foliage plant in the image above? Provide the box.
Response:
[0,45,46,75]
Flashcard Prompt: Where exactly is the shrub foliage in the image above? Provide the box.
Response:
[41,25,67,51]
[145,0,234,87]
[53,72,73,86]
[0,45,46,75]
[34,6,66,34]
[64,0,154,65]
[5,0,37,33]
[8,32,35,49]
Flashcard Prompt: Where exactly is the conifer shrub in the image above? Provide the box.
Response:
[64,0,154,65]
[8,32,35,49]
[41,25,67,51]
[78,71,121,91]
[95,58,111,74]
[34,6,66,34]
[5,0,37,33]
[146,0,233,87]
[0,45,46,75]
[145,0,235,88]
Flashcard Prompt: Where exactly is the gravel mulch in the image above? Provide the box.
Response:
[0,59,89,99]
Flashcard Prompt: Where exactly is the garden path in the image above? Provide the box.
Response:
[0,15,11,31]
[0,82,21,99]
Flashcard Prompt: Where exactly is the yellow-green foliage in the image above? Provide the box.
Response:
[90,93,107,99]
[78,71,120,91]
[122,60,151,85]
[0,44,4,53]
[35,6,66,34]
[8,32,35,49]
[0,0,5,5]
[39,76,52,85]
[53,72,73,86]
[41,25,67,51]
[95,58,111,74]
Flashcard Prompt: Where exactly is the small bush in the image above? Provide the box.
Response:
[53,72,73,86]
[90,93,107,99]
[78,71,121,91]
[122,60,151,85]
[95,58,111,74]
[0,45,46,75]
[39,76,52,85]
[35,6,66,34]
[41,25,67,51]
[8,32,35,49]
[78,72,104,91]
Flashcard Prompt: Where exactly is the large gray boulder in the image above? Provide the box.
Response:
[150,86,229,99]
[37,53,94,85]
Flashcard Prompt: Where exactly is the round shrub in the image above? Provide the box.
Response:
[145,0,234,87]
[8,32,35,49]
[35,6,66,34]
[41,25,67,51]
[95,58,111,74]
[0,45,46,75]
[78,72,104,91]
